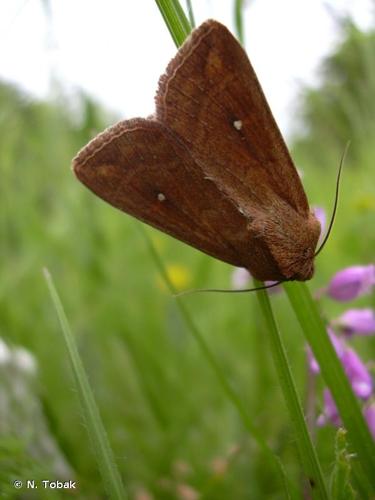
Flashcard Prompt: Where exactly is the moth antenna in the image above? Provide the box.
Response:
[314,141,350,258]
[174,280,282,297]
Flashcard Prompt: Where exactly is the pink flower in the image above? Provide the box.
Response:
[308,329,372,399]
[341,348,373,399]
[334,308,375,336]
[307,328,344,374]
[317,389,340,427]
[326,264,375,302]
[320,396,375,438]
[307,348,320,374]
[231,268,251,290]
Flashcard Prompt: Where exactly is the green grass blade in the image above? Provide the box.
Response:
[234,0,245,45]
[43,268,127,500]
[284,281,375,490]
[254,280,329,499]
[185,0,195,29]
[154,0,191,47]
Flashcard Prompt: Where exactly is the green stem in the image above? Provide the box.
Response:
[284,281,375,490]
[185,0,195,28]
[255,280,329,499]
[234,0,245,45]
[154,0,191,47]
[44,269,127,500]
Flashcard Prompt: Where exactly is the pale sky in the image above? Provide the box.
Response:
[1,0,374,135]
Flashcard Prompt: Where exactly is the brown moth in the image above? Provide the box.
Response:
[72,20,321,282]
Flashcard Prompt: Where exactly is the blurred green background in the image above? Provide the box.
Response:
[1,3,375,499]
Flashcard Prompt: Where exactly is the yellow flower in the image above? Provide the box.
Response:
[157,263,191,291]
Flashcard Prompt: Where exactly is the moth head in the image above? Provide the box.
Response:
[289,246,316,281]
[284,211,322,281]
[257,207,321,282]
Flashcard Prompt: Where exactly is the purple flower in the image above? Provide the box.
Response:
[308,329,372,399]
[341,348,373,399]
[308,328,345,373]
[328,328,346,356]
[307,328,344,373]
[313,206,327,245]
[364,403,375,439]
[320,395,375,437]
[326,264,375,302]
[232,268,251,290]
[307,348,320,374]
[317,389,340,427]
[334,308,375,336]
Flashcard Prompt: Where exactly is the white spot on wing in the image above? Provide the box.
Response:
[233,120,242,131]
[157,193,166,202]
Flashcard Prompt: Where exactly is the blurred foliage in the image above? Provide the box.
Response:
[0,13,375,500]
[293,19,375,170]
